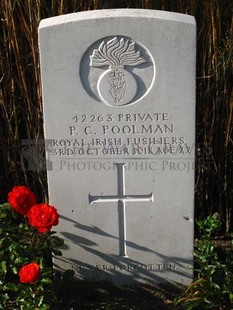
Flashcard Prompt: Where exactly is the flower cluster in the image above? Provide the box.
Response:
[18,262,41,283]
[8,186,36,215]
[7,186,60,284]
[8,186,59,233]
[27,203,59,233]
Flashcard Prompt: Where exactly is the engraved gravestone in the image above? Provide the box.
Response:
[39,9,196,285]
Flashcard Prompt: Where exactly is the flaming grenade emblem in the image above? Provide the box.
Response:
[90,37,146,106]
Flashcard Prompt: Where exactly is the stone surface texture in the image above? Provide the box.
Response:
[39,9,196,285]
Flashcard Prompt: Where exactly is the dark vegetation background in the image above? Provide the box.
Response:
[0,1,232,232]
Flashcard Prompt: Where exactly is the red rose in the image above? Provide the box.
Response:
[27,203,59,233]
[19,262,40,283]
[8,186,36,215]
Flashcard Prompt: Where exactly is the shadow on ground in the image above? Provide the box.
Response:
[59,279,182,309]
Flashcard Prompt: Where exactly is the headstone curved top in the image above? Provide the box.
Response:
[39,9,196,285]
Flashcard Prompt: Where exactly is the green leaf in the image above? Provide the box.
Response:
[51,236,64,247]
[41,278,52,284]
[52,249,63,256]
[3,283,19,292]
[14,257,24,264]
[0,261,7,274]
[11,208,20,220]
[12,266,18,274]
[37,295,44,306]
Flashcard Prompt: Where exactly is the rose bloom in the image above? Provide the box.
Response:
[8,186,36,215]
[19,262,40,283]
[27,203,59,233]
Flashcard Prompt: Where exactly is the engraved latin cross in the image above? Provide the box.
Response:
[89,163,154,257]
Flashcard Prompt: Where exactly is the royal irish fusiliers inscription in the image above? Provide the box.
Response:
[39,9,196,285]
[50,111,192,159]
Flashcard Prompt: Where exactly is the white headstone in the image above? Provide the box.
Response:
[39,9,196,285]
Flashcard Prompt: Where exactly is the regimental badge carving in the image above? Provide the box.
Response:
[80,36,155,106]
[90,37,147,107]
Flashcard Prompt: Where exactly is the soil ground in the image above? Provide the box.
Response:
[61,280,182,309]
[59,239,232,309]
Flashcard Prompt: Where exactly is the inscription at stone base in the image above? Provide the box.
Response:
[73,263,177,272]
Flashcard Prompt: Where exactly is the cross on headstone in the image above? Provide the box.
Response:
[89,163,154,257]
